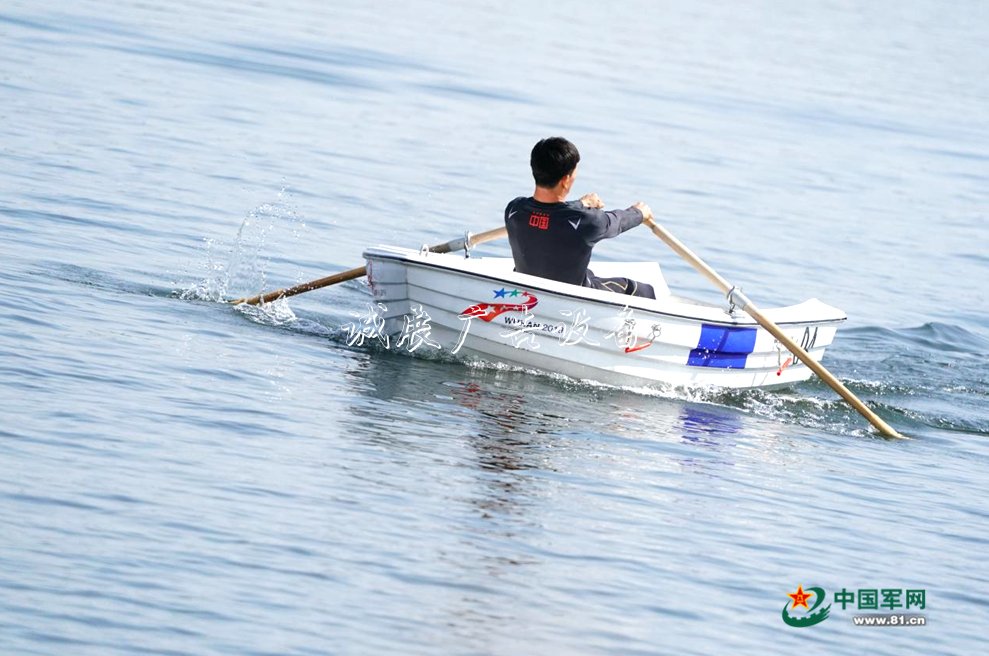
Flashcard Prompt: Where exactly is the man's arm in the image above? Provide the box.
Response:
[582,201,654,244]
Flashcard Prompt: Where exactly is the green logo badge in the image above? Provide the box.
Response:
[782,585,832,627]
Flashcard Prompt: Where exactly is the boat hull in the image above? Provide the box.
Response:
[362,246,846,390]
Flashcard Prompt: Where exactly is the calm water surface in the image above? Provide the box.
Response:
[1,1,987,654]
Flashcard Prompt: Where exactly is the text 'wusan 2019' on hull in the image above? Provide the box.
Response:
[362,245,846,390]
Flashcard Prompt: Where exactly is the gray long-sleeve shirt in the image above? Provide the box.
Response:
[504,196,644,287]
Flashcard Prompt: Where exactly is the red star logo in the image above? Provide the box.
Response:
[787,585,814,610]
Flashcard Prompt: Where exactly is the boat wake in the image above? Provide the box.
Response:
[45,263,173,299]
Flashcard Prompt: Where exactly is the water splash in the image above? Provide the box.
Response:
[234,297,299,326]
[180,188,306,304]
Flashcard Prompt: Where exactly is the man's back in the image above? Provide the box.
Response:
[504,196,644,287]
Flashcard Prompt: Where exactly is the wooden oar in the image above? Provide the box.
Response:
[229,226,507,306]
[642,217,905,439]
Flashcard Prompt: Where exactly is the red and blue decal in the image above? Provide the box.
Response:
[460,289,538,322]
[687,324,757,369]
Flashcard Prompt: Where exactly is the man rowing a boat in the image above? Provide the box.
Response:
[505,137,657,299]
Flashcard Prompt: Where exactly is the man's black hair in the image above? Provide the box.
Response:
[530,137,580,188]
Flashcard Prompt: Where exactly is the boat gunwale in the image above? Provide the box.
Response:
[365,248,848,329]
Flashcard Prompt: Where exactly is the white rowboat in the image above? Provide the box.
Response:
[363,244,847,390]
